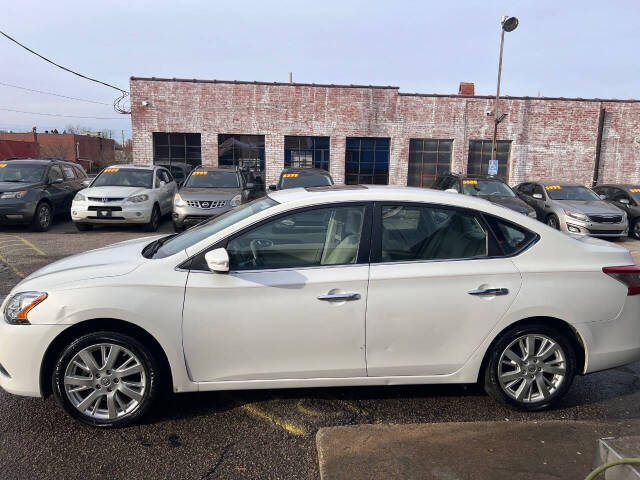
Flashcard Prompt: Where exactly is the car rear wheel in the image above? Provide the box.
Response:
[144,205,160,232]
[31,202,52,232]
[52,331,161,428]
[483,324,576,411]
[546,214,560,230]
[630,218,640,240]
[74,223,93,231]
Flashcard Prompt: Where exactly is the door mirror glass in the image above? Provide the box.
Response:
[204,248,230,273]
[619,198,630,204]
[159,180,166,187]
[598,194,607,200]
[532,193,543,199]
[82,179,91,188]
[50,177,64,184]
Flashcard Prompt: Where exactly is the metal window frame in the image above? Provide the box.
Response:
[152,132,202,167]
[467,139,511,181]
[284,135,330,170]
[344,137,390,185]
[218,134,266,171]
[407,139,453,188]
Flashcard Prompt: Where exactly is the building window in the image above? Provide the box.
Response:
[407,139,453,187]
[284,136,330,171]
[345,137,389,185]
[467,140,511,181]
[153,133,201,168]
[218,134,265,172]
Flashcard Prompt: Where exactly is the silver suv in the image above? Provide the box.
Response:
[171,166,252,231]
[515,181,628,238]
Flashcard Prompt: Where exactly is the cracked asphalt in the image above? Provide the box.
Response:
[0,219,639,479]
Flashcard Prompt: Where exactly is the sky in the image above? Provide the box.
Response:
[1,0,638,142]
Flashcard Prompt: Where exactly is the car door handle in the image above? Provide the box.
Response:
[317,292,361,301]
[467,288,509,296]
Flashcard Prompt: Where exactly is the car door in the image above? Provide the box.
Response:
[365,202,522,377]
[610,188,634,215]
[60,164,80,209]
[182,203,372,382]
[154,169,173,214]
[45,165,67,213]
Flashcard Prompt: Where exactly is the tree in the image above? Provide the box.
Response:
[40,142,73,160]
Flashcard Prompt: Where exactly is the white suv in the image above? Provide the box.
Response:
[71,164,177,231]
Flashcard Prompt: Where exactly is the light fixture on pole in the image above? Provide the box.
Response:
[491,15,519,163]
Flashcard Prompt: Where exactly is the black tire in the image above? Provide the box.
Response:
[173,222,184,233]
[483,323,576,411]
[74,222,93,231]
[52,331,161,428]
[546,214,560,230]
[31,201,53,232]
[144,204,161,232]
[630,218,640,240]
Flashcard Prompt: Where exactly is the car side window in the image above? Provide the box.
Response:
[73,166,87,178]
[484,215,538,256]
[61,165,76,180]
[612,189,630,203]
[379,204,488,262]
[155,170,164,187]
[227,205,366,271]
[162,169,174,183]
[518,183,532,195]
[48,165,64,183]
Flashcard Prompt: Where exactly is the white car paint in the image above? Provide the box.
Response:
[70,165,176,225]
[1,186,639,400]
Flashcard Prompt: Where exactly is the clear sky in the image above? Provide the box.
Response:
[1,0,638,141]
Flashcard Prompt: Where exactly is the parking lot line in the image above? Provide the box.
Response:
[13,235,45,256]
[0,252,24,278]
[0,235,46,256]
[241,404,306,436]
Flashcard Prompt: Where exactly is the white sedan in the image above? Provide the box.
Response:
[2,186,639,427]
[71,164,177,231]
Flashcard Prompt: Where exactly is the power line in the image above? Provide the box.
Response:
[0,29,128,93]
[0,107,124,120]
[0,81,111,105]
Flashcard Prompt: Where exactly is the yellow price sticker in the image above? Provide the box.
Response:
[630,188,640,193]
[545,185,562,190]
[0,164,7,168]
[191,171,208,175]
[463,179,478,185]
[283,173,299,178]
[104,168,120,173]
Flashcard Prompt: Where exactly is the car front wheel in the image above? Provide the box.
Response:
[31,202,52,232]
[483,324,576,411]
[546,214,560,230]
[52,331,161,428]
[144,205,161,232]
[630,218,640,240]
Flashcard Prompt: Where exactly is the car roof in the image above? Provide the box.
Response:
[281,168,331,175]
[446,173,506,182]
[1,158,74,166]
[596,184,639,189]
[191,166,239,173]
[104,164,156,171]
[534,181,586,187]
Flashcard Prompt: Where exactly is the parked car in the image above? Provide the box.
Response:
[71,164,177,232]
[593,184,640,240]
[269,168,333,190]
[155,162,193,187]
[240,167,266,201]
[2,185,640,427]
[0,158,88,231]
[433,173,536,217]
[172,166,252,231]
[515,181,628,238]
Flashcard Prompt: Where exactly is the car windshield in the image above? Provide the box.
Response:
[152,197,278,258]
[185,171,239,188]
[92,168,153,188]
[280,172,332,189]
[547,186,600,201]
[0,163,46,183]
[628,187,640,202]
[462,180,516,197]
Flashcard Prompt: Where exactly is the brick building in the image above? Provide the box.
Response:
[130,77,640,187]
[0,130,116,173]
[0,139,39,161]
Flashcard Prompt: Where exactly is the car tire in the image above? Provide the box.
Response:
[173,223,184,233]
[52,331,161,428]
[483,323,576,411]
[31,202,52,232]
[630,218,640,240]
[74,223,93,231]
[144,204,160,232]
[546,214,560,230]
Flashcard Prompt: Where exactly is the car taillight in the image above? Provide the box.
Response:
[603,266,640,295]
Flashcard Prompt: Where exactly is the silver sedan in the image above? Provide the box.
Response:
[515,181,628,238]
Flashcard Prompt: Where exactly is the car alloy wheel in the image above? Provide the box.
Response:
[497,334,566,403]
[145,205,160,232]
[63,343,147,421]
[32,202,52,231]
[632,219,640,240]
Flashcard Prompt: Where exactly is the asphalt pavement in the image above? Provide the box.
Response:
[0,219,639,479]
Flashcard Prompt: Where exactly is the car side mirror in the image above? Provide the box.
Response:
[532,193,543,199]
[81,179,91,187]
[49,177,64,185]
[246,182,255,189]
[619,198,630,204]
[204,248,229,273]
[159,180,166,187]
[598,194,607,200]
[268,185,277,191]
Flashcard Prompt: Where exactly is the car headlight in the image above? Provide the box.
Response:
[126,194,149,203]
[527,210,537,218]
[0,190,28,199]
[173,193,186,207]
[73,192,86,202]
[4,292,47,325]
[230,194,242,207]
[564,209,587,221]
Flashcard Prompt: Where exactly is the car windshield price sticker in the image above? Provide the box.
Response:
[488,160,499,175]
[545,185,562,190]
[104,168,119,173]
[191,171,208,175]
[630,188,640,193]
[283,173,299,178]
[0,164,6,168]
[463,179,478,185]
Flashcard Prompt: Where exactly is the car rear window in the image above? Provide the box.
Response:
[484,215,538,256]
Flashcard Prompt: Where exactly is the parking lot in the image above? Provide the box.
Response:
[1,218,639,479]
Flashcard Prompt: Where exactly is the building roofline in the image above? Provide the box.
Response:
[130,76,400,90]
[398,92,640,103]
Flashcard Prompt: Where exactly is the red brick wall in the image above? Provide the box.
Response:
[130,78,640,186]
[0,140,39,161]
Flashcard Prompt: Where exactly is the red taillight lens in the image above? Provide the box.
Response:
[603,266,640,295]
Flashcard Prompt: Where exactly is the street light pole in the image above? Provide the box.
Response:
[491,16,519,161]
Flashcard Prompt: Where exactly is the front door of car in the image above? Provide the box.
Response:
[45,165,67,212]
[610,188,634,214]
[365,203,523,377]
[155,169,174,213]
[182,203,371,382]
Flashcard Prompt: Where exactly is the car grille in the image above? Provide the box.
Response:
[186,200,227,209]
[184,215,212,224]
[88,197,125,203]
[87,206,123,212]
[588,229,624,235]
[588,214,623,223]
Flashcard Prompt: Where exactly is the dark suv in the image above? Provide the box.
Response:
[269,168,334,191]
[0,158,88,231]
[433,173,536,217]
[593,184,640,239]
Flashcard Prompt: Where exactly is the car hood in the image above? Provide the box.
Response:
[0,181,41,192]
[484,195,535,214]
[554,199,623,215]
[79,186,150,199]
[14,235,161,291]
[178,187,240,200]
